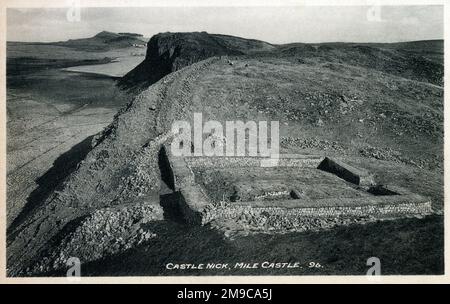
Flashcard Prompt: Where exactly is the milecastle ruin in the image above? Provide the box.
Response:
[158,142,432,233]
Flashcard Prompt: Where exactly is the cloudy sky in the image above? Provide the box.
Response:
[7,5,443,43]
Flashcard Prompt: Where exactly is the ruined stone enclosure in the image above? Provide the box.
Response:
[159,145,432,233]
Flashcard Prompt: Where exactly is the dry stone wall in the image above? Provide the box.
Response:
[164,150,433,232]
[202,198,432,232]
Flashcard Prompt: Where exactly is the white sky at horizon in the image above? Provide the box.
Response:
[6,6,443,44]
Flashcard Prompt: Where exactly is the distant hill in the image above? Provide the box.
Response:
[52,31,147,51]
[120,32,443,90]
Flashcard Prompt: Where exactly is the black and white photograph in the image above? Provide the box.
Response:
[1,0,447,281]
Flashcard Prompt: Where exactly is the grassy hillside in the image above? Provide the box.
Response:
[6,32,444,276]
[119,32,275,89]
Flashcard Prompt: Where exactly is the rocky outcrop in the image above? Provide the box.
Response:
[118,31,274,90]
[29,202,163,275]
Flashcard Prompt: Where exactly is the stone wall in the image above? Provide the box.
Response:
[204,199,432,221]
[184,155,324,169]
[202,199,432,232]
[318,157,375,186]
[163,148,433,232]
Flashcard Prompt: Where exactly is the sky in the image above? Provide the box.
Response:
[6,5,444,43]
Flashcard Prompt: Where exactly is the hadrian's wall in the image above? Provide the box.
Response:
[162,145,433,231]
[202,198,432,229]
[202,200,432,232]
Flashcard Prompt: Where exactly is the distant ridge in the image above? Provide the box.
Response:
[52,31,147,51]
[119,31,443,90]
